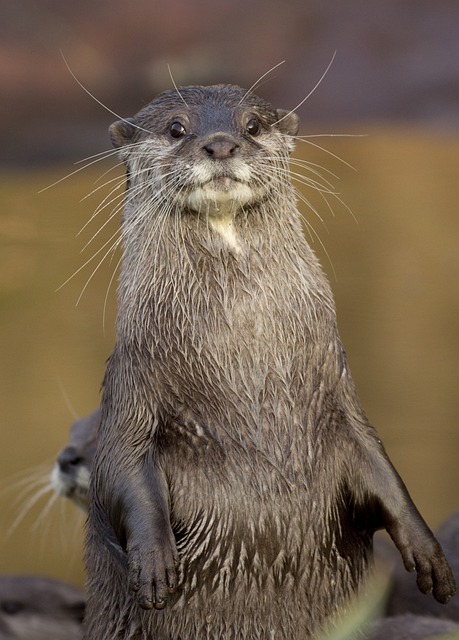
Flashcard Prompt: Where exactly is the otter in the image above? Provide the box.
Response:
[0,575,84,639]
[51,409,100,511]
[83,84,456,640]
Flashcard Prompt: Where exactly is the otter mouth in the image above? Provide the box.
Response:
[202,175,242,193]
[185,175,255,216]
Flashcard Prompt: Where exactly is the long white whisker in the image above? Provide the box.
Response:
[56,227,122,292]
[31,491,59,531]
[0,463,53,496]
[295,133,367,140]
[60,51,152,135]
[274,51,337,126]
[238,60,286,105]
[80,192,125,251]
[290,157,340,181]
[167,64,188,107]
[81,172,126,205]
[38,148,121,193]
[297,138,356,171]
[76,235,123,306]
[7,483,54,537]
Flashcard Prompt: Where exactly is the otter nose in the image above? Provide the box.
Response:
[203,137,239,160]
[57,446,83,473]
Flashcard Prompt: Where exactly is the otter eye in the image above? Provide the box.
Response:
[169,122,186,139]
[246,118,261,136]
[1,600,23,614]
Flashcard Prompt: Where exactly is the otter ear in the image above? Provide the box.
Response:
[109,117,137,149]
[275,110,300,137]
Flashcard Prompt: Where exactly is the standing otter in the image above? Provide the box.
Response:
[83,84,455,639]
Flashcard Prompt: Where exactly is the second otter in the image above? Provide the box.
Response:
[83,85,455,639]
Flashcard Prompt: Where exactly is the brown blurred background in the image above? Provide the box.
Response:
[1,0,458,590]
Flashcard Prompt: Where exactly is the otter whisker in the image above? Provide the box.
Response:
[276,165,337,195]
[293,196,337,279]
[261,151,340,190]
[6,480,55,537]
[167,64,188,107]
[30,490,60,532]
[287,163,356,222]
[80,191,126,251]
[295,133,366,141]
[254,169,336,277]
[81,170,126,207]
[80,184,126,238]
[295,137,356,171]
[74,146,127,165]
[75,234,123,306]
[12,473,52,504]
[289,157,340,184]
[75,139,150,169]
[0,463,53,494]
[39,146,124,194]
[238,60,286,105]
[61,52,153,136]
[273,51,337,127]
[57,225,122,299]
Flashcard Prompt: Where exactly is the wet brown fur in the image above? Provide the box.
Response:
[83,85,455,639]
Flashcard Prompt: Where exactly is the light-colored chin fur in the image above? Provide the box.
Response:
[50,463,90,508]
[185,183,254,217]
[185,183,255,254]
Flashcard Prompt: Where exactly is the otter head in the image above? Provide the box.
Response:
[109,85,299,221]
[51,409,99,512]
[0,576,84,639]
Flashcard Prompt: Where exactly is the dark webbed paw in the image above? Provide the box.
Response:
[395,529,456,604]
[128,535,179,610]
[414,547,456,604]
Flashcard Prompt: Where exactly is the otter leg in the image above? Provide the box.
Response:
[109,455,179,610]
[351,439,456,604]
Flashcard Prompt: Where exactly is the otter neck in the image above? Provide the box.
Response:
[116,185,334,349]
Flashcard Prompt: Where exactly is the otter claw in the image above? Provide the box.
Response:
[138,596,154,610]
[153,598,166,611]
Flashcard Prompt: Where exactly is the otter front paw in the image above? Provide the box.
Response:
[397,534,456,604]
[127,535,179,610]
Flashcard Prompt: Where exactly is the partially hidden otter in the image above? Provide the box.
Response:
[0,575,84,639]
[83,84,456,640]
[51,409,99,511]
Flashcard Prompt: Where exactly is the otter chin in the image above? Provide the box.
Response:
[186,180,255,218]
[83,84,455,640]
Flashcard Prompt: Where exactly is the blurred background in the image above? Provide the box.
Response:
[1,0,458,591]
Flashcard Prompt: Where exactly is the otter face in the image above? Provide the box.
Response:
[109,85,299,221]
[0,576,84,640]
[51,409,99,512]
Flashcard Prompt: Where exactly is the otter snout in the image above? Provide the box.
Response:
[202,134,239,160]
[57,445,83,474]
